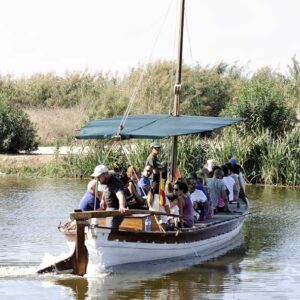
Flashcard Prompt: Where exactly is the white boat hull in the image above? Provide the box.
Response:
[85,221,244,269]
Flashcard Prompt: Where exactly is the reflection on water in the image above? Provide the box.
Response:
[57,239,245,300]
[1,176,300,299]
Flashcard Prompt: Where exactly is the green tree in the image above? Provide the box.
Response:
[222,67,296,137]
[287,56,300,110]
[0,99,39,153]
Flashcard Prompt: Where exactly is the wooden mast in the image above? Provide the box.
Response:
[170,0,185,181]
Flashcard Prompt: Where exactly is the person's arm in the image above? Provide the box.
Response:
[128,182,145,205]
[177,196,185,225]
[100,199,106,210]
[164,204,171,214]
[116,190,127,213]
[147,189,154,208]
[233,181,237,195]
[221,185,230,211]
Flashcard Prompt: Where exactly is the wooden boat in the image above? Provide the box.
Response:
[38,0,248,276]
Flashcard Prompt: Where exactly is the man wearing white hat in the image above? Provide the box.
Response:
[91,164,127,228]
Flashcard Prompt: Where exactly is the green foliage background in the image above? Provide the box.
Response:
[0,98,38,153]
[0,58,300,185]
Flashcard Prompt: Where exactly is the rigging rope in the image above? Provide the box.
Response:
[185,8,194,66]
[117,0,175,136]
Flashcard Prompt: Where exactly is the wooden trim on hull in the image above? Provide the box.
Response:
[107,214,246,244]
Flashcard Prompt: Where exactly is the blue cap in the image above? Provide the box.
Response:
[229,158,237,165]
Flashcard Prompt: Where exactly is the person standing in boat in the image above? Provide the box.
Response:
[91,164,127,228]
[145,142,165,184]
[79,179,100,211]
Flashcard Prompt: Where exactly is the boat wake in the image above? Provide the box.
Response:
[0,266,37,278]
[0,250,77,278]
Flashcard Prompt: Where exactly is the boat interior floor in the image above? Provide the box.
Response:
[193,201,248,229]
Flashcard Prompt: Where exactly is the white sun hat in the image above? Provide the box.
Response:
[91,164,109,177]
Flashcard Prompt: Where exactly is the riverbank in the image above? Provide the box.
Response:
[0,153,53,173]
[0,146,91,176]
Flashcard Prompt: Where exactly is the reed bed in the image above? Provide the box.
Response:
[4,128,300,187]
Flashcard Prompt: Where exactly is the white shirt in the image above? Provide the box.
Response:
[190,189,207,203]
[223,176,235,201]
[149,194,170,224]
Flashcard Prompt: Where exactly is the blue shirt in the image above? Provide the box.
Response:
[79,191,99,211]
[137,176,151,197]
[196,180,208,197]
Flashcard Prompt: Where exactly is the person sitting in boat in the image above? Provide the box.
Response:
[126,166,147,208]
[197,169,211,218]
[109,165,122,179]
[173,180,194,228]
[91,164,127,228]
[186,177,208,222]
[221,164,237,204]
[187,172,208,197]
[208,167,230,214]
[233,163,247,201]
[226,162,240,202]
[228,156,247,198]
[78,179,100,211]
[137,166,153,198]
[145,142,165,184]
[147,181,170,229]
[121,173,146,209]
[166,195,180,231]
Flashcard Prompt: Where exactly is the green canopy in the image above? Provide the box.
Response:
[76,114,241,140]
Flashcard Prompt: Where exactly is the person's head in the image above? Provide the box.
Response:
[233,163,241,175]
[87,179,97,194]
[210,165,221,177]
[213,168,224,179]
[186,177,197,193]
[91,164,110,184]
[142,166,153,177]
[197,168,208,185]
[199,168,210,179]
[226,162,233,174]
[127,165,140,183]
[150,141,161,156]
[173,180,188,196]
[229,156,237,165]
[221,164,229,177]
[186,172,197,180]
[110,165,121,178]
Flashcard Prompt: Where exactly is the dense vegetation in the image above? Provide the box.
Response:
[0,98,38,153]
[0,58,299,185]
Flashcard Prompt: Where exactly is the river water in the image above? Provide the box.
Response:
[0,176,299,299]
